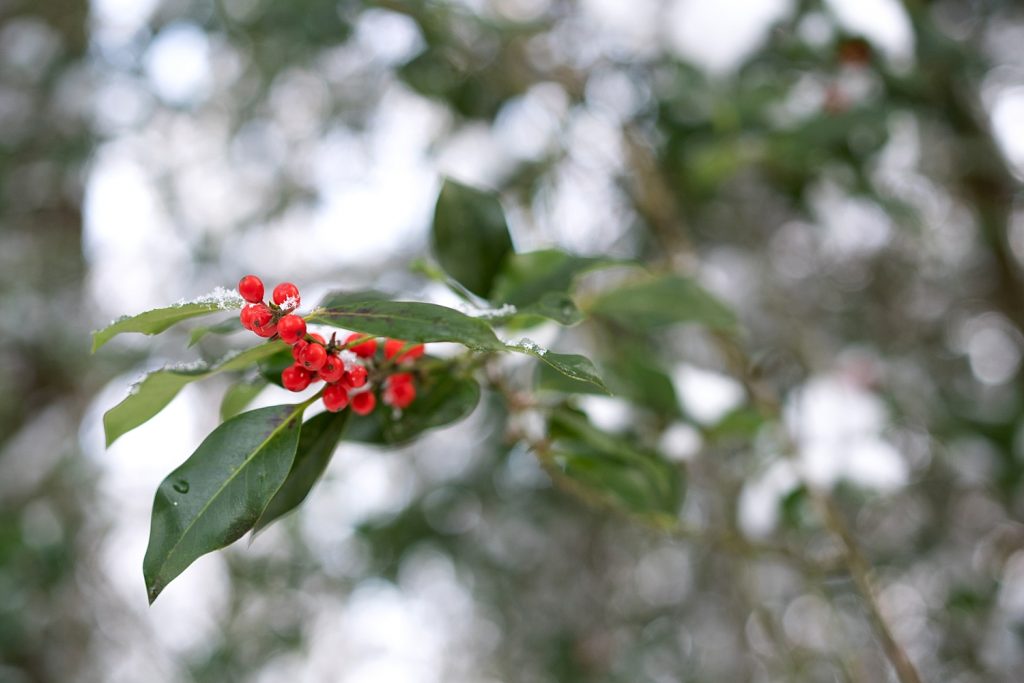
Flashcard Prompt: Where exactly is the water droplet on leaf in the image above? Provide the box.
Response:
[172,479,190,494]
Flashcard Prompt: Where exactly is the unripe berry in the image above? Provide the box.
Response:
[319,354,344,383]
[351,391,376,416]
[238,275,264,304]
[346,333,378,358]
[281,364,312,392]
[323,384,349,412]
[299,342,327,371]
[384,339,425,363]
[277,314,307,345]
[342,365,368,389]
[272,282,300,310]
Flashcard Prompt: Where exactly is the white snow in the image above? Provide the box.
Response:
[173,286,243,310]
[504,338,548,356]
[458,303,518,320]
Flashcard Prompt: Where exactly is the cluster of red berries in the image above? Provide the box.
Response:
[238,275,425,415]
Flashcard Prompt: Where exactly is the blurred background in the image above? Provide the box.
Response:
[3,0,1024,681]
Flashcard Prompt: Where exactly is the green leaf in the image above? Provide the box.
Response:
[506,339,609,394]
[602,353,681,416]
[587,274,736,331]
[547,408,682,520]
[317,289,391,309]
[343,370,481,446]
[537,354,680,415]
[92,288,244,352]
[309,300,504,350]
[258,348,298,388]
[188,317,243,348]
[103,341,287,446]
[383,371,481,443]
[143,403,305,603]
[517,292,584,326]
[220,379,268,421]
[492,249,614,307]
[431,179,513,298]
[252,411,349,534]
[491,249,619,327]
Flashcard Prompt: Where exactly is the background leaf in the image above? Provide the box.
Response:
[252,411,350,534]
[491,249,614,307]
[546,408,683,520]
[92,289,243,352]
[310,300,504,350]
[143,404,305,602]
[431,179,513,298]
[586,274,736,331]
[103,342,287,446]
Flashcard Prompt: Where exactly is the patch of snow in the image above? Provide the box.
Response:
[504,338,548,356]
[338,350,359,372]
[457,303,518,320]
[279,295,300,312]
[173,286,243,310]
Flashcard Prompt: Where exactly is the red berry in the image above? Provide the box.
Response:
[277,314,307,345]
[240,304,258,330]
[342,365,368,389]
[254,321,278,338]
[281,364,312,392]
[292,339,308,362]
[249,302,272,324]
[310,333,326,345]
[272,282,300,310]
[323,384,349,412]
[238,275,264,304]
[319,354,344,383]
[351,391,376,416]
[346,333,378,358]
[384,375,416,409]
[384,339,425,363]
[299,342,327,371]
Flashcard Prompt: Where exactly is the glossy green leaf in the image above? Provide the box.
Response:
[92,289,244,352]
[547,408,682,520]
[507,339,609,393]
[309,300,504,350]
[587,274,736,331]
[143,403,305,602]
[431,179,513,298]
[383,371,481,443]
[103,341,287,446]
[220,379,268,421]
[188,317,243,347]
[343,371,481,446]
[317,289,391,309]
[252,411,349,534]
[537,354,680,415]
